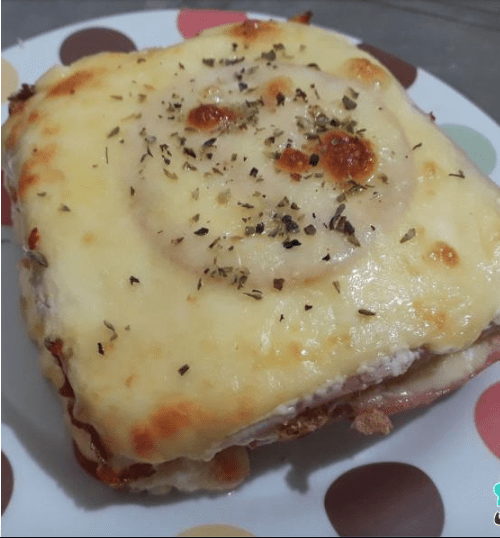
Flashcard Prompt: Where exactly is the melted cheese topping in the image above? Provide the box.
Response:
[3,20,500,465]
[129,61,413,288]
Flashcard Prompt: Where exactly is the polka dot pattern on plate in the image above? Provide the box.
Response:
[59,27,137,65]
[1,58,19,103]
[324,462,445,537]
[440,124,497,176]
[357,43,417,89]
[475,382,500,459]
[177,9,247,39]
[1,452,14,516]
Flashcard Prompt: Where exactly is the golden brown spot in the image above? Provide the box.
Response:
[230,20,279,42]
[423,160,439,180]
[28,111,40,124]
[301,274,326,286]
[28,227,40,250]
[414,301,448,330]
[424,309,447,330]
[276,148,310,175]
[212,447,245,482]
[421,161,441,195]
[18,172,39,197]
[103,341,116,354]
[289,341,303,360]
[81,232,96,245]
[235,404,253,424]
[20,258,32,270]
[18,144,58,198]
[315,130,376,184]
[43,125,60,136]
[261,76,293,108]
[150,403,192,439]
[4,119,26,151]
[328,333,352,348]
[345,58,387,84]
[125,374,136,388]
[427,241,459,267]
[187,104,237,131]
[131,427,155,457]
[8,100,27,116]
[4,88,41,149]
[47,69,102,98]
[288,11,313,24]
[96,465,121,486]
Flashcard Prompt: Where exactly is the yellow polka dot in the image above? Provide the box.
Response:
[176,524,254,537]
[1,58,19,103]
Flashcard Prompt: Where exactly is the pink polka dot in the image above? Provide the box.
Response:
[177,9,247,39]
[475,382,500,459]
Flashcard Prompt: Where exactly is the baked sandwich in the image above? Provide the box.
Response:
[2,18,500,494]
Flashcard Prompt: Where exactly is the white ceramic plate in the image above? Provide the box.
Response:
[2,9,500,537]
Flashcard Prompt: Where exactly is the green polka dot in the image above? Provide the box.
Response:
[440,124,496,176]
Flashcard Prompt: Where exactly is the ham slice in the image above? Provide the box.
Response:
[348,330,500,433]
